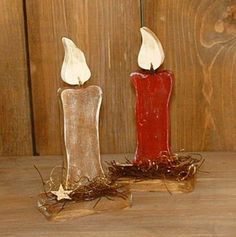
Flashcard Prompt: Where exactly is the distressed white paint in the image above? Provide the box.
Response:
[59,86,104,189]
[138,27,165,70]
[61,37,91,85]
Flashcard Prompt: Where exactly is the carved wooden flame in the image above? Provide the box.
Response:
[61,37,91,85]
[138,27,165,70]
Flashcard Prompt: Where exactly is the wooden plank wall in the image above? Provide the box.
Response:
[143,0,236,151]
[0,0,32,155]
[0,0,235,155]
[25,0,140,155]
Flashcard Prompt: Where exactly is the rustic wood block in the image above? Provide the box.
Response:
[118,177,195,193]
[37,191,132,221]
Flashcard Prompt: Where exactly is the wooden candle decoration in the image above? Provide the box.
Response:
[37,38,131,220]
[131,27,173,166]
[109,27,202,193]
[59,38,104,189]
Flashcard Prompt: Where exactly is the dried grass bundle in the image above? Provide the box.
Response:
[107,153,204,181]
[35,167,129,214]
[69,177,128,202]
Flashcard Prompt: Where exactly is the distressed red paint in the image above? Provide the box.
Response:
[131,69,174,166]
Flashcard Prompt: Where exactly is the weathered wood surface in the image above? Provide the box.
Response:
[38,190,131,221]
[118,176,195,193]
[143,0,236,152]
[25,0,140,155]
[0,0,32,155]
[1,0,236,156]
[59,86,104,189]
[0,152,236,237]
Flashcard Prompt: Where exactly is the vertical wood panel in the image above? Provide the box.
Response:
[0,0,32,155]
[26,0,140,155]
[143,0,236,151]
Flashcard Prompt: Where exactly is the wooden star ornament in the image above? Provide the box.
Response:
[51,184,73,201]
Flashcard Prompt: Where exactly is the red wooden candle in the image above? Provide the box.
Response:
[131,69,174,166]
[132,27,174,166]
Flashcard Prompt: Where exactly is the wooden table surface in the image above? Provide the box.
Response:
[0,152,236,237]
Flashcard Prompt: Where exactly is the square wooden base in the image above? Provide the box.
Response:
[117,177,195,193]
[38,192,132,221]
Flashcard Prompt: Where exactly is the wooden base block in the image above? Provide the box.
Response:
[118,177,195,193]
[37,192,132,221]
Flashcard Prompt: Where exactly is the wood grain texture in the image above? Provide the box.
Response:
[26,0,140,155]
[0,0,32,155]
[143,0,236,152]
[59,86,104,189]
[0,152,236,236]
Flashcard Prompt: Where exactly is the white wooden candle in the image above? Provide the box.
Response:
[59,38,104,189]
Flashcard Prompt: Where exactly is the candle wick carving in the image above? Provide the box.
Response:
[59,37,104,189]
